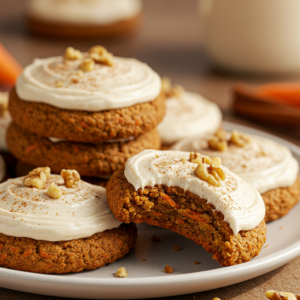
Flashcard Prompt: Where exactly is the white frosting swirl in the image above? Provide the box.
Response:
[172,134,299,194]
[157,91,222,144]
[0,175,121,241]
[27,0,142,25]
[16,55,161,111]
[124,150,265,235]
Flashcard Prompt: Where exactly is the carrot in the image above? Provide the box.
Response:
[25,144,37,154]
[73,145,79,152]
[154,212,163,217]
[257,83,300,107]
[0,43,22,87]
[180,209,205,222]
[23,250,32,258]
[10,247,17,252]
[80,121,89,128]
[160,193,179,208]
[40,251,50,258]
[44,263,52,269]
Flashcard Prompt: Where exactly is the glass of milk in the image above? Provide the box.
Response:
[199,0,300,74]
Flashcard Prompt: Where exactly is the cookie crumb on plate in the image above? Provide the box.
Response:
[151,235,161,242]
[172,245,181,251]
[115,267,128,278]
[163,264,173,274]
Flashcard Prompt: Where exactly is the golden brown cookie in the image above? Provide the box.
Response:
[0,223,137,274]
[263,176,300,222]
[106,169,267,267]
[9,88,166,143]
[7,122,161,177]
[26,13,141,39]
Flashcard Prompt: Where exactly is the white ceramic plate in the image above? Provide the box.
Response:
[1,121,300,299]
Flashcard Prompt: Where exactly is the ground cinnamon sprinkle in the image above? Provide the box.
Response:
[163,264,173,274]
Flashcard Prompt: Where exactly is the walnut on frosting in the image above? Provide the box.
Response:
[208,129,250,151]
[23,167,51,189]
[161,77,184,98]
[47,182,62,199]
[61,169,80,188]
[89,45,114,66]
[188,152,225,187]
[266,290,300,300]
[80,58,95,72]
[64,47,82,60]
[229,130,251,147]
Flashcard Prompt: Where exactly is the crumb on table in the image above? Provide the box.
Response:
[115,267,128,278]
[172,245,181,251]
[142,259,146,261]
[163,264,173,274]
[194,261,201,265]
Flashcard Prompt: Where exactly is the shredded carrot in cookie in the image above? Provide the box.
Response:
[73,145,80,152]
[180,209,205,222]
[80,121,89,128]
[160,193,179,208]
[23,250,32,258]
[25,145,37,154]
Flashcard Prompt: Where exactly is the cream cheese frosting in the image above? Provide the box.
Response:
[16,55,161,111]
[0,175,121,241]
[27,0,142,25]
[124,149,265,235]
[157,91,222,144]
[172,134,299,194]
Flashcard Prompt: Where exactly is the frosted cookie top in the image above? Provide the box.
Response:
[0,168,121,241]
[124,149,265,235]
[157,78,222,144]
[16,46,161,111]
[172,130,299,194]
[0,92,11,151]
[27,0,142,25]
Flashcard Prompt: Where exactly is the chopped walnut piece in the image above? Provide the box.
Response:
[161,76,184,98]
[195,160,224,187]
[80,58,95,72]
[151,235,161,242]
[77,70,84,78]
[172,245,181,251]
[229,130,251,147]
[24,167,51,189]
[64,47,82,60]
[163,264,173,274]
[189,152,203,164]
[208,136,228,152]
[47,183,62,199]
[56,81,63,88]
[114,267,128,278]
[89,45,114,66]
[61,169,80,188]
[266,290,299,300]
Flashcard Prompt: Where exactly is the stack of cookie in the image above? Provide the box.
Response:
[7,46,165,179]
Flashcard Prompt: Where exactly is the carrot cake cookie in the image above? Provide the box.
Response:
[173,130,300,222]
[106,149,266,266]
[0,167,137,273]
[7,46,164,177]
[158,78,222,147]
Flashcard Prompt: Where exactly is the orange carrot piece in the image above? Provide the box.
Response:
[41,251,50,258]
[160,193,179,208]
[257,83,300,107]
[10,247,17,252]
[154,212,163,217]
[44,263,52,269]
[25,144,37,154]
[80,121,89,128]
[0,43,22,87]
[23,250,32,258]
[180,209,206,222]
[0,243,3,250]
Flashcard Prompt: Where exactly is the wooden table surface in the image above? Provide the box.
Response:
[1,0,300,299]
